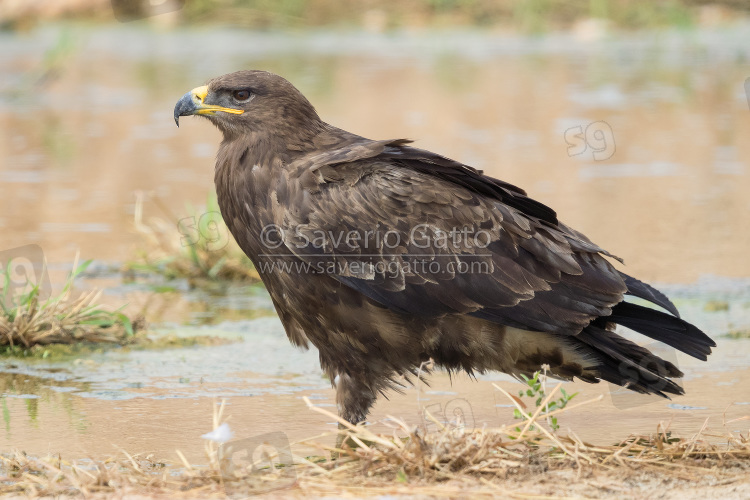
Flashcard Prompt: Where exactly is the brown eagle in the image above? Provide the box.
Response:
[174,70,714,425]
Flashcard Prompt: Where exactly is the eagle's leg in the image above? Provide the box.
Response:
[333,372,377,452]
[335,372,376,424]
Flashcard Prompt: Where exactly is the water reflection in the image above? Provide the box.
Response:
[0,371,90,439]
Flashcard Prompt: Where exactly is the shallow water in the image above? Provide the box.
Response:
[2,282,748,461]
[1,24,749,462]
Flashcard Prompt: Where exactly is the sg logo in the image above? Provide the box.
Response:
[177,211,230,252]
[608,343,682,410]
[564,121,616,161]
[422,398,476,433]
[0,245,51,309]
[220,431,296,495]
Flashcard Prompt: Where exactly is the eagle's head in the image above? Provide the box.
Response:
[174,70,321,140]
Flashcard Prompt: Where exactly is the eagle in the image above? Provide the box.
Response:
[174,70,714,426]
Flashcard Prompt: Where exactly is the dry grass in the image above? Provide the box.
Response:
[0,253,241,358]
[0,255,143,352]
[125,191,260,288]
[2,386,749,498]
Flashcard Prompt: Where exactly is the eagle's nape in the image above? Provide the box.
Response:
[174,70,715,426]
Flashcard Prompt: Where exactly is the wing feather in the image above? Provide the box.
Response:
[276,139,628,336]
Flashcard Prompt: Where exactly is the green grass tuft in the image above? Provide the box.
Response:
[512,370,577,433]
[124,192,261,290]
[0,257,142,351]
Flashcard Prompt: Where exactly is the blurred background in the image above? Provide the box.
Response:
[0,0,748,464]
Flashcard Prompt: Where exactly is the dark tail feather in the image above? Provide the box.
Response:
[620,273,680,318]
[576,325,684,397]
[607,302,716,361]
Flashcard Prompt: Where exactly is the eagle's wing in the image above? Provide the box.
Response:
[272,138,637,337]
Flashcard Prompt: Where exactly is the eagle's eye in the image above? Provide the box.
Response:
[232,90,251,101]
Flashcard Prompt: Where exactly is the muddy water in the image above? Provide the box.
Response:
[2,290,749,462]
[1,25,749,462]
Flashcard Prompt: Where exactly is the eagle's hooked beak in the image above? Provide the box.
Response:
[173,85,244,126]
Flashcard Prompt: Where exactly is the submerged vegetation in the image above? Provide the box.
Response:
[725,327,750,339]
[125,192,260,289]
[1,332,238,361]
[704,300,730,312]
[2,383,749,498]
